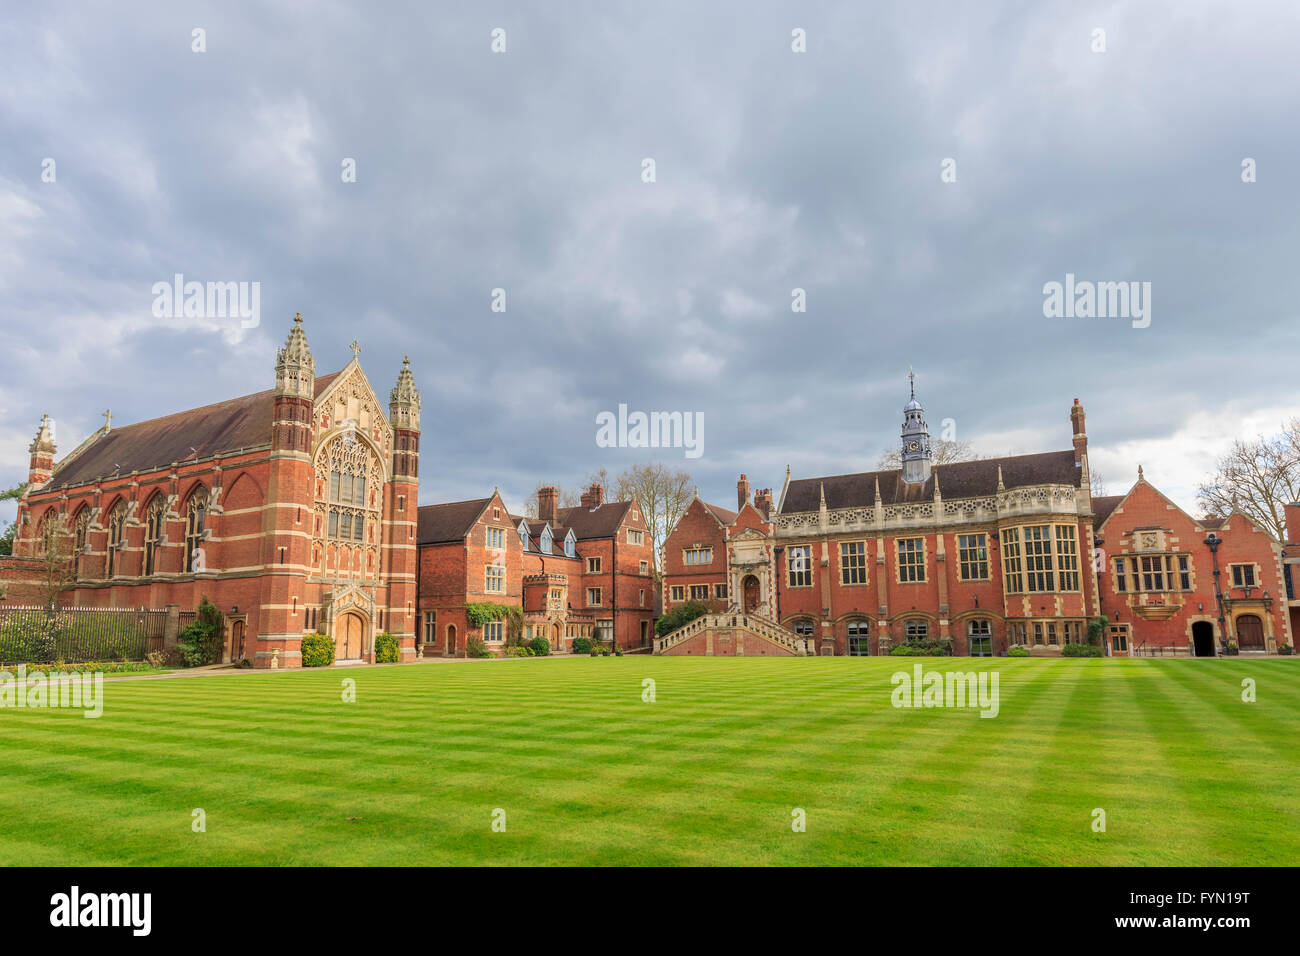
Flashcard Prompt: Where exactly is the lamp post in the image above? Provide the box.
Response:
[1205,533,1229,654]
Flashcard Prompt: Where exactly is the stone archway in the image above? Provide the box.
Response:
[742,575,760,613]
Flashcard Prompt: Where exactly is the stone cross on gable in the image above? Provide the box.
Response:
[102,409,112,430]
[350,340,362,360]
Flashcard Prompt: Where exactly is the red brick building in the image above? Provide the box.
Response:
[7,314,421,667]
[1094,478,1289,655]
[660,383,1292,657]
[416,483,656,656]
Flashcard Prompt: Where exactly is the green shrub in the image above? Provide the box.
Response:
[1278,644,1294,656]
[1007,646,1030,657]
[374,632,400,663]
[176,597,224,667]
[888,644,914,656]
[900,638,951,656]
[571,636,592,655]
[301,632,335,667]
[1062,643,1103,657]
[655,599,713,637]
[505,646,533,657]
[528,635,550,657]
[466,637,492,658]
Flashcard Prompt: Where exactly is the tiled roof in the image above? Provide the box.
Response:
[781,450,1081,514]
[48,372,342,489]
[416,498,491,544]
[703,502,738,525]
[555,501,634,539]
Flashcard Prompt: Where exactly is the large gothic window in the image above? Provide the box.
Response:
[185,488,209,572]
[315,433,383,578]
[143,496,165,576]
[106,502,127,576]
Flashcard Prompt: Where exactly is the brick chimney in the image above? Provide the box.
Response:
[1286,502,1300,544]
[737,474,751,511]
[1070,398,1087,463]
[580,483,604,508]
[754,488,773,519]
[537,486,558,524]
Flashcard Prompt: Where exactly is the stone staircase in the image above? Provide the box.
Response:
[655,611,812,656]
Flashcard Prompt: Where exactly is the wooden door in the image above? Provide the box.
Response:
[338,613,364,659]
[743,575,760,613]
[1236,615,1265,650]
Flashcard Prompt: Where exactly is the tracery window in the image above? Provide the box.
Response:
[72,508,90,572]
[314,433,383,578]
[106,502,127,576]
[185,488,209,572]
[143,496,165,576]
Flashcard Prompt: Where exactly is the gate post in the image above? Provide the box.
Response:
[164,604,181,651]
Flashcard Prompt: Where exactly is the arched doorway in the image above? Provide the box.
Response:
[337,611,366,661]
[446,624,458,657]
[1192,621,1215,657]
[742,575,760,613]
[551,622,561,651]
[1236,614,1266,651]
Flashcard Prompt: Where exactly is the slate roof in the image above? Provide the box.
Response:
[48,372,342,490]
[781,450,1081,514]
[554,501,634,539]
[416,498,491,545]
[1091,495,1125,529]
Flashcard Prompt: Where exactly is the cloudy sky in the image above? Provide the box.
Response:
[2,0,1298,524]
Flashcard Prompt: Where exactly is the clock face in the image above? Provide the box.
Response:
[908,440,920,452]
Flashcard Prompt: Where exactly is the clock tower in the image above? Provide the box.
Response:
[900,368,932,485]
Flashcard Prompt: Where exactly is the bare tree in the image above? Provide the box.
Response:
[1090,470,1109,498]
[610,463,693,581]
[877,439,986,469]
[34,512,78,608]
[522,482,581,518]
[1196,419,1300,542]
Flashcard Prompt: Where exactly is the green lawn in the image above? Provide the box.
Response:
[1,656,1297,866]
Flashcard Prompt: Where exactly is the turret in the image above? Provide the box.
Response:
[27,414,56,487]
[389,356,421,481]
[272,313,315,454]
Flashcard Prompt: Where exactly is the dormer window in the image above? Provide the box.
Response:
[564,531,576,557]
[518,520,530,551]
[541,528,553,553]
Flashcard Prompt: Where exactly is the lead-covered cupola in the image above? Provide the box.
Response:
[900,368,932,485]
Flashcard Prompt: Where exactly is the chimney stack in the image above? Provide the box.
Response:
[1286,502,1300,544]
[580,483,604,508]
[754,488,773,519]
[537,486,558,524]
[737,474,751,511]
[1070,398,1088,463]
